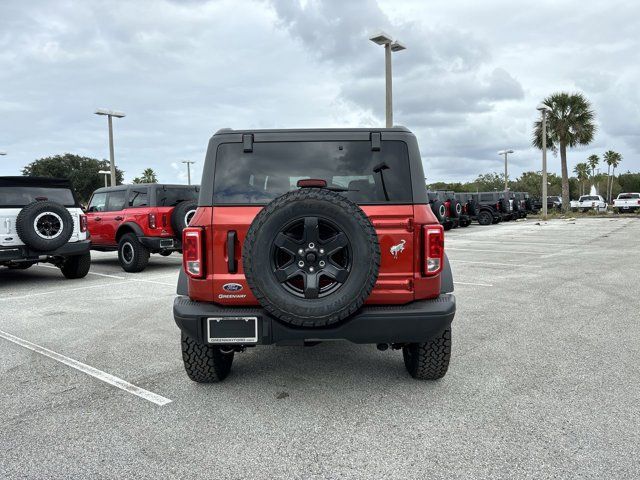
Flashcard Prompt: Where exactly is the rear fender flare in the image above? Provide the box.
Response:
[440,254,454,294]
[116,222,144,242]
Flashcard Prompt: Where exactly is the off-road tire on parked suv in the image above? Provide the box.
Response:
[243,188,380,327]
[181,332,234,383]
[118,233,150,273]
[16,200,74,251]
[477,210,493,226]
[60,252,92,279]
[403,328,451,380]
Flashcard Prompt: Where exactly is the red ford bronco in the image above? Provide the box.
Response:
[174,128,456,382]
[86,184,198,272]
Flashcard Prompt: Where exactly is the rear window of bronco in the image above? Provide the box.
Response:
[0,187,76,207]
[213,141,413,204]
[156,187,199,207]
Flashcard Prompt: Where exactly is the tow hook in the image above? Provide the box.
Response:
[220,346,245,354]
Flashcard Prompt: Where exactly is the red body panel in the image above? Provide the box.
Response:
[186,203,442,306]
[87,206,179,246]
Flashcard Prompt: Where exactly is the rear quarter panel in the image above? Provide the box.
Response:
[187,204,442,305]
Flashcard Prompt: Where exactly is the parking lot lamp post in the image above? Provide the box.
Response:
[537,104,552,220]
[182,160,195,185]
[498,149,514,192]
[94,109,125,187]
[369,32,406,128]
[98,170,110,188]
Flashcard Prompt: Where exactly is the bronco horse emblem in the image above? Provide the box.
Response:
[390,239,406,259]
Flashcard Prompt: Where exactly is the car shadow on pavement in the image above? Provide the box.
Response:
[89,255,182,274]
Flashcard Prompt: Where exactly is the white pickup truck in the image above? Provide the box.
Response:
[570,195,608,212]
[613,193,640,213]
[1,176,91,278]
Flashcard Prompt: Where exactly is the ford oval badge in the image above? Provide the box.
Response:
[223,283,243,292]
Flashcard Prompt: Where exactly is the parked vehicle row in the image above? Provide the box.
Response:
[1,177,199,277]
[427,190,537,228]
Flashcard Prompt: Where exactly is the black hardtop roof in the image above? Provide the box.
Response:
[93,183,199,194]
[0,176,72,189]
[214,126,412,135]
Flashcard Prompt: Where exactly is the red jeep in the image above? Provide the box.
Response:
[174,128,456,382]
[86,184,198,272]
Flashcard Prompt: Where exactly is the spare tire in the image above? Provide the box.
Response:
[171,200,198,236]
[243,188,380,327]
[467,200,478,216]
[450,200,462,218]
[16,201,73,251]
[431,201,446,222]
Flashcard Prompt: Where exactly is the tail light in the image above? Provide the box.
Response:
[148,213,156,229]
[423,225,444,276]
[79,214,87,232]
[183,227,204,278]
[637,200,640,205]
[162,214,167,227]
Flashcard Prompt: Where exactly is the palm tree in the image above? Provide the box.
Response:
[603,150,614,200]
[608,152,622,202]
[573,162,589,196]
[587,154,599,177]
[132,168,158,184]
[533,92,596,212]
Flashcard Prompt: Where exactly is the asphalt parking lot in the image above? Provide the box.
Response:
[1,217,639,479]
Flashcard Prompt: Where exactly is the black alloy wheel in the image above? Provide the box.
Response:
[271,216,351,300]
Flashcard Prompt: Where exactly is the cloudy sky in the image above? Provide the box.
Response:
[1,0,638,184]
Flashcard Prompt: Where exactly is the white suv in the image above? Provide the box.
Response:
[0,176,91,278]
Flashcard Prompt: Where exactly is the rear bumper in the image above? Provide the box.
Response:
[173,294,456,345]
[0,239,91,263]
[139,236,182,251]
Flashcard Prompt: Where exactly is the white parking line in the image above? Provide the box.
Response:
[0,278,174,302]
[0,329,172,406]
[447,240,578,248]
[446,247,546,255]
[35,263,126,279]
[451,260,542,268]
[454,281,493,287]
[0,281,129,301]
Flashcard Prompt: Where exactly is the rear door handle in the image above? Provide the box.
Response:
[114,216,124,221]
[227,231,237,273]
[95,217,102,221]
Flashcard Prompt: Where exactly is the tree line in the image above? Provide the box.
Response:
[429,170,640,201]
[21,154,159,204]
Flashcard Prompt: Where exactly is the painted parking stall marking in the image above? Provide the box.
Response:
[0,329,172,406]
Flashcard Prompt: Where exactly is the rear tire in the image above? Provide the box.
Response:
[477,211,492,226]
[403,328,451,380]
[60,252,91,279]
[118,233,150,272]
[181,333,234,383]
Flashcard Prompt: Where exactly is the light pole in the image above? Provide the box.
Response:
[498,149,514,192]
[181,161,195,185]
[94,108,125,187]
[98,170,110,187]
[369,32,406,128]
[537,104,552,220]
